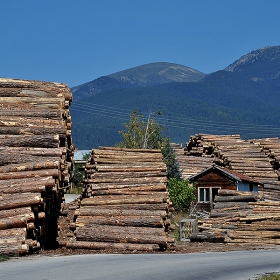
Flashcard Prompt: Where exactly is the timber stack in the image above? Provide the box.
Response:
[190,189,280,245]
[64,147,174,252]
[0,78,74,255]
[184,134,280,200]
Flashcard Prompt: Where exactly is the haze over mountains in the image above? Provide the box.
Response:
[70,46,280,149]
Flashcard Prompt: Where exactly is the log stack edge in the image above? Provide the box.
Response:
[0,78,74,255]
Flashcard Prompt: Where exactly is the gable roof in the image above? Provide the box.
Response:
[188,165,263,185]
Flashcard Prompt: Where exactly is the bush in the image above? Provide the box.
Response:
[167,178,196,212]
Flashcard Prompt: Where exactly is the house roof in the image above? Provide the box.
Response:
[188,165,263,185]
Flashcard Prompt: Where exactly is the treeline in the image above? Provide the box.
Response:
[70,71,280,149]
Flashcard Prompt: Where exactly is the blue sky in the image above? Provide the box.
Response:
[1,0,279,87]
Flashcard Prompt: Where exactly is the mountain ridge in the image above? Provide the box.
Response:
[71,62,206,100]
[70,45,280,149]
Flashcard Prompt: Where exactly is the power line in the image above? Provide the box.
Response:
[70,101,280,135]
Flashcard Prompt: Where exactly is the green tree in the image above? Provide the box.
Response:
[118,110,165,149]
[161,140,182,180]
[71,152,91,194]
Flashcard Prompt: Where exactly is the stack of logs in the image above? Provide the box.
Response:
[64,147,174,252]
[171,143,214,179]
[0,78,74,255]
[183,134,280,201]
[191,189,280,245]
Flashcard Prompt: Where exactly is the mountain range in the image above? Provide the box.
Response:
[70,46,280,149]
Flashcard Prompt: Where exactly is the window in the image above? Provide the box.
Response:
[198,187,220,203]
[199,188,210,202]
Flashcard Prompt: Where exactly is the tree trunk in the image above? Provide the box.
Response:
[0,241,29,255]
[0,207,32,219]
[0,193,42,210]
[65,240,159,251]
[75,225,169,245]
[0,213,35,230]
[0,134,59,148]
[75,215,164,228]
[214,194,258,202]
[75,208,167,218]
[0,169,59,180]
[81,196,167,206]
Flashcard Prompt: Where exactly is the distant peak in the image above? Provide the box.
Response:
[108,62,206,86]
[224,45,280,72]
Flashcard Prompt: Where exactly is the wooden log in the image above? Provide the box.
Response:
[0,134,59,148]
[75,207,167,218]
[0,176,55,188]
[0,213,35,230]
[0,168,59,180]
[214,194,258,202]
[0,115,65,125]
[0,146,66,156]
[65,240,159,251]
[89,183,166,191]
[0,207,32,219]
[94,159,164,165]
[0,193,42,210]
[81,196,167,206]
[0,154,62,166]
[214,202,254,209]
[84,177,167,184]
[95,147,162,153]
[91,189,168,196]
[0,108,63,119]
[237,224,280,231]
[75,215,164,228]
[90,184,166,193]
[0,184,46,194]
[93,166,167,172]
[240,214,280,222]
[87,171,166,178]
[77,203,169,211]
[0,126,67,136]
[227,230,280,239]
[210,211,250,218]
[224,237,280,245]
[0,160,60,173]
[0,228,26,239]
[190,231,225,242]
[75,225,169,245]
[0,96,64,106]
[0,241,29,255]
[217,190,258,197]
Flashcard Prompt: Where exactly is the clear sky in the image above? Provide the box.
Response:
[1,0,279,87]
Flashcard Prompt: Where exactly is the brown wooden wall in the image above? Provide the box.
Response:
[192,172,237,212]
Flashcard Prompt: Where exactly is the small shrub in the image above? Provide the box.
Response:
[253,273,280,280]
[0,255,13,262]
[167,178,196,212]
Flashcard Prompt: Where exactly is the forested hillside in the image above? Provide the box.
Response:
[70,46,280,149]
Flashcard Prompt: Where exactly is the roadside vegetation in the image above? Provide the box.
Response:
[253,273,280,280]
[70,152,91,194]
[0,255,13,262]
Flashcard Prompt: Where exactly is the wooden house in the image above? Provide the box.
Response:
[188,165,262,212]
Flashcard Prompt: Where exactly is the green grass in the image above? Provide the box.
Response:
[253,273,280,280]
[0,255,12,262]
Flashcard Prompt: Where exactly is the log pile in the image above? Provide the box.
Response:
[190,189,280,245]
[184,134,280,200]
[0,78,74,255]
[64,147,174,252]
[172,143,214,179]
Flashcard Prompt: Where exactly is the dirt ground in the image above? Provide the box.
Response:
[30,199,279,258]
